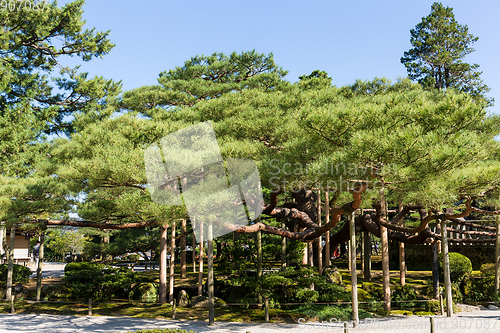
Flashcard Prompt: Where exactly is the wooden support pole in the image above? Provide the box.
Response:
[324,191,331,268]
[181,219,186,279]
[193,221,197,273]
[495,215,500,294]
[6,225,15,301]
[363,229,371,281]
[430,317,435,333]
[159,225,168,304]
[88,298,92,316]
[349,211,359,327]
[257,228,262,304]
[440,217,453,317]
[36,232,45,301]
[198,222,204,296]
[317,189,322,275]
[432,231,440,300]
[379,187,391,311]
[281,221,286,272]
[169,223,176,304]
[398,202,405,287]
[265,298,269,323]
[208,223,214,326]
[172,301,177,319]
[10,295,15,314]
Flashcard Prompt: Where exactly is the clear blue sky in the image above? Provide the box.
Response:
[67,0,500,114]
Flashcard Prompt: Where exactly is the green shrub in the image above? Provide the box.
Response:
[63,264,138,300]
[129,283,158,303]
[291,304,373,321]
[425,299,458,313]
[480,263,495,276]
[392,284,419,309]
[64,262,103,273]
[438,252,472,283]
[0,264,32,285]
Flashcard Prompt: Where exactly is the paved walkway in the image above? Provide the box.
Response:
[0,310,499,333]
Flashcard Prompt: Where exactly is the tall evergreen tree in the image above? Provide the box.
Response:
[401,2,491,103]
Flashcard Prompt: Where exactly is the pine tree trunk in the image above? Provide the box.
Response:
[363,229,371,281]
[317,189,322,275]
[281,221,286,272]
[324,191,331,268]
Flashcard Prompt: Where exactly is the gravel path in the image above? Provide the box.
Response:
[0,309,499,333]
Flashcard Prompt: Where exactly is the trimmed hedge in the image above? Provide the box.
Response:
[0,264,31,285]
[438,252,472,283]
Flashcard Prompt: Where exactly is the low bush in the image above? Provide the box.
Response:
[64,262,103,273]
[392,284,419,309]
[0,264,31,285]
[438,252,472,283]
[63,264,139,300]
[291,304,373,321]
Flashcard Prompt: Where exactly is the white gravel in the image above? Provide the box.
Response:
[0,309,499,333]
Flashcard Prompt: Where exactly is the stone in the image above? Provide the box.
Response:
[324,265,342,285]
[190,295,227,308]
[177,289,190,307]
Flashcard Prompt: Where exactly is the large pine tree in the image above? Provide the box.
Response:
[401,2,491,104]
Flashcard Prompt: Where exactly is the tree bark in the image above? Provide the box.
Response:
[324,191,331,268]
[363,229,371,281]
[6,225,15,301]
[441,217,453,317]
[36,232,45,301]
[349,211,359,327]
[169,223,175,304]
[192,221,196,273]
[432,233,440,300]
[159,225,168,304]
[180,219,186,279]
[398,202,406,287]
[379,188,391,311]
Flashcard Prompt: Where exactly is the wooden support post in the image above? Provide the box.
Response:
[324,191,331,268]
[430,317,435,333]
[363,230,371,281]
[193,221,197,273]
[36,232,45,301]
[308,240,314,290]
[198,222,204,296]
[439,294,444,315]
[6,225,15,301]
[349,211,359,327]
[172,301,177,319]
[181,219,186,279]
[208,223,214,326]
[10,295,14,314]
[88,298,92,316]
[495,215,500,294]
[379,187,391,311]
[257,228,262,304]
[159,225,168,304]
[398,202,405,287]
[440,217,453,317]
[432,228,440,299]
[265,298,269,322]
[169,223,176,304]
[281,221,286,272]
[317,189,322,275]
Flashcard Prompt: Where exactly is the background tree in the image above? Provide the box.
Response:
[400,2,491,103]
